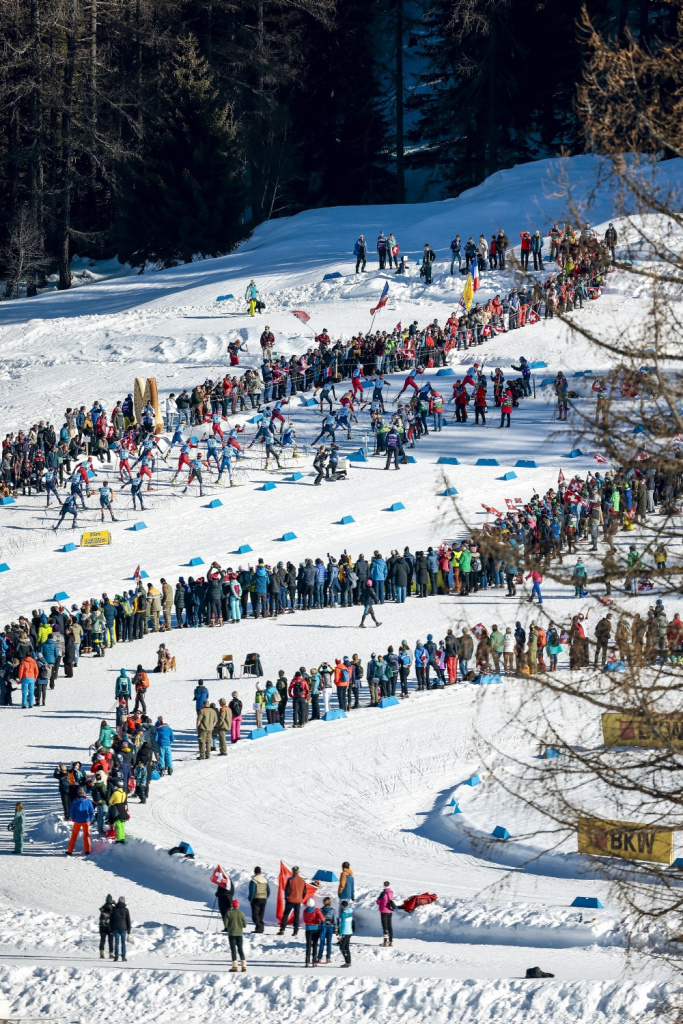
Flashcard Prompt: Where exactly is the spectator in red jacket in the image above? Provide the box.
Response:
[303,899,325,967]
[499,388,513,429]
[288,670,310,728]
[519,231,531,271]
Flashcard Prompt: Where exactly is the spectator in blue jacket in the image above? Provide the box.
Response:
[102,596,117,648]
[155,717,175,775]
[370,551,388,603]
[193,680,209,713]
[254,561,269,618]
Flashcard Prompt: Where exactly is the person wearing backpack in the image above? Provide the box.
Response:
[309,668,321,720]
[377,882,395,947]
[115,669,131,709]
[334,659,350,712]
[264,681,280,725]
[288,670,310,728]
[229,692,243,742]
[339,900,354,966]
[98,894,114,959]
[350,655,363,709]
[132,665,149,714]
[398,643,411,697]
[316,897,337,964]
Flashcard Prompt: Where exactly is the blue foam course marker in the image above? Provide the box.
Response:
[53,591,69,601]
[62,543,77,553]
[476,458,500,466]
[515,459,538,468]
[313,869,340,881]
[323,709,347,721]
[0,496,16,505]
[216,294,234,301]
[236,544,252,554]
[387,502,404,512]
[567,448,583,458]
[571,897,604,908]
[0,563,9,572]
[528,361,547,369]
[492,826,510,840]
[464,774,481,787]
[437,456,460,465]
[260,482,276,491]
[249,728,268,740]
[188,557,204,566]
[289,472,303,481]
[348,449,368,463]
[205,499,223,508]
[281,531,297,541]
[323,272,342,281]
[339,515,355,525]
[436,367,455,376]
[499,471,517,481]
[265,723,285,735]
[442,487,458,496]
[129,522,147,531]
[378,696,400,708]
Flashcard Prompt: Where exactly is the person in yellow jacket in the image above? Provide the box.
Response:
[108,784,128,843]
[450,548,461,595]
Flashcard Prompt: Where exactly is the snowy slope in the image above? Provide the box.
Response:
[0,155,682,1023]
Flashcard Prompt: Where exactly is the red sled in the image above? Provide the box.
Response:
[399,893,438,913]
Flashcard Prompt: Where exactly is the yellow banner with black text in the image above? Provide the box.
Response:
[577,816,674,865]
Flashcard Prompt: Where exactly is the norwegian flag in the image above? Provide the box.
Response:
[370,282,389,315]
[291,310,311,325]
[558,469,565,484]
[527,308,540,324]
[594,453,608,463]
[133,565,141,581]
[210,864,230,888]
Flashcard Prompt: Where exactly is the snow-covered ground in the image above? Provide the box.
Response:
[1,155,682,1023]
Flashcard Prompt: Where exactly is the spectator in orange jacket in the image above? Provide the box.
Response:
[18,654,39,709]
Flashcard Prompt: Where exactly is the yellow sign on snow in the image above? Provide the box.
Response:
[602,712,683,749]
[81,530,112,547]
[577,816,674,865]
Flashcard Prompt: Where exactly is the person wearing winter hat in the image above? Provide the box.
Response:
[226,899,247,972]
[359,580,382,628]
[303,898,325,967]
[99,894,114,959]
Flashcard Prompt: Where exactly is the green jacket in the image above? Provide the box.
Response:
[225,909,247,936]
[489,630,504,653]
[459,550,472,573]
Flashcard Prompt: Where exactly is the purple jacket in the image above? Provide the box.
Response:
[376,888,394,914]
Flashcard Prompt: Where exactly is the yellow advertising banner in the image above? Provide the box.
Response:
[81,530,112,548]
[602,712,683,749]
[577,816,674,865]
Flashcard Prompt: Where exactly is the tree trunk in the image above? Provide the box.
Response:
[395,0,405,203]
[58,0,78,290]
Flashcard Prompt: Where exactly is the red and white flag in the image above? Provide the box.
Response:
[593,453,608,463]
[291,310,311,325]
[504,498,517,510]
[481,503,504,517]
[674,435,683,444]
[210,864,230,888]
[133,565,141,581]
[395,322,402,331]
[527,308,540,323]
[634,451,649,461]
[558,469,565,484]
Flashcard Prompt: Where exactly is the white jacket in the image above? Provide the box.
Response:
[503,633,515,654]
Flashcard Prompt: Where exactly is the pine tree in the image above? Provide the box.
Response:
[115,34,245,267]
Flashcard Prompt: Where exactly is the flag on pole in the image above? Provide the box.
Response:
[558,469,565,484]
[133,565,141,581]
[470,256,479,293]
[594,453,608,463]
[291,310,311,325]
[210,864,230,888]
[370,282,389,316]
[462,272,474,311]
[395,321,402,331]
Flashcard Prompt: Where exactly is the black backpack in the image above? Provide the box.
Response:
[293,680,303,698]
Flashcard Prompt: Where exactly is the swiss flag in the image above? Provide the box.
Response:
[210,864,230,888]
[481,503,504,517]
[527,308,540,323]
